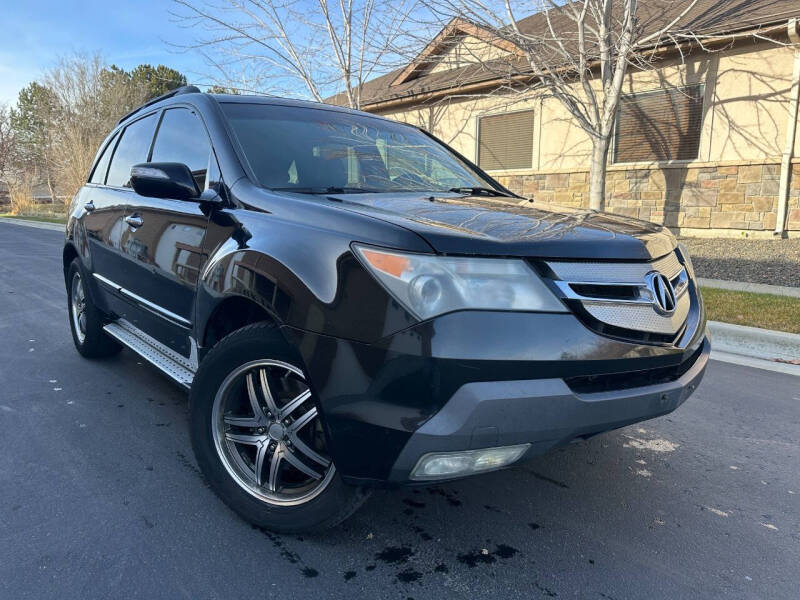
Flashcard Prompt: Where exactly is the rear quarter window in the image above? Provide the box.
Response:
[89,131,119,185]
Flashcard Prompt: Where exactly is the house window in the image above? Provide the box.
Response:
[614,85,704,163]
[478,110,534,170]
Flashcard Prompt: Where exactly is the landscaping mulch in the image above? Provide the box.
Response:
[680,237,800,288]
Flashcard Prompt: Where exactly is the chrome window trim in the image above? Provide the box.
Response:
[93,273,192,328]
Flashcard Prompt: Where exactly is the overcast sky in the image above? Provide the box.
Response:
[1,0,209,105]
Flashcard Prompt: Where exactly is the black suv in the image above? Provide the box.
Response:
[64,86,709,532]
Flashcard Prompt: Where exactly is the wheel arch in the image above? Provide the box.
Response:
[196,229,420,348]
[201,294,284,350]
[62,242,79,282]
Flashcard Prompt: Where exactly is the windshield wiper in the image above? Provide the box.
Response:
[271,186,377,195]
[447,186,515,198]
[322,186,379,194]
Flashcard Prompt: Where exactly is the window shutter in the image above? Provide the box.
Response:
[614,85,704,163]
[478,110,534,170]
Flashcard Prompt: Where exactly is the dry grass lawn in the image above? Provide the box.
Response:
[0,213,67,225]
[701,287,800,334]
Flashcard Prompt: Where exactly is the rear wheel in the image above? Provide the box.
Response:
[66,260,122,358]
[190,323,368,532]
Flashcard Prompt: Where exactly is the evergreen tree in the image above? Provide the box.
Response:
[129,64,187,99]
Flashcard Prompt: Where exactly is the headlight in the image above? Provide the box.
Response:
[352,244,566,320]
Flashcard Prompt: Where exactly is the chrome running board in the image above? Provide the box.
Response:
[104,319,195,389]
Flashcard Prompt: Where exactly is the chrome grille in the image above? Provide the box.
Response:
[582,298,690,335]
[547,252,682,282]
[545,251,692,340]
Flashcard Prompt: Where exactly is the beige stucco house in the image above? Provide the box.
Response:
[332,2,800,237]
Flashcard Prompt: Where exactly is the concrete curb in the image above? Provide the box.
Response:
[0,217,65,232]
[698,277,800,299]
[709,350,800,377]
[708,320,800,376]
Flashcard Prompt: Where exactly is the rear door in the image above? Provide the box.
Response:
[80,131,122,307]
[116,106,216,357]
[83,113,159,315]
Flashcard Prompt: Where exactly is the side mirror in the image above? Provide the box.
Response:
[130,162,200,201]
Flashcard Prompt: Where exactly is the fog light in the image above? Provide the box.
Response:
[410,444,530,481]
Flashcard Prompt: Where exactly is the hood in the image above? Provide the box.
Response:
[332,192,675,260]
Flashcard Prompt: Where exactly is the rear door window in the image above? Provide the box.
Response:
[89,131,119,185]
[106,113,159,188]
[150,108,212,190]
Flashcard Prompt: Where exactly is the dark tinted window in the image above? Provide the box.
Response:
[89,132,118,185]
[106,113,158,188]
[478,111,534,170]
[221,103,493,193]
[151,108,212,190]
[614,85,704,163]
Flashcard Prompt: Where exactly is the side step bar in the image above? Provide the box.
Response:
[104,319,195,389]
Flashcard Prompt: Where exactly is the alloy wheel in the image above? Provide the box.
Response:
[70,273,87,344]
[211,359,335,506]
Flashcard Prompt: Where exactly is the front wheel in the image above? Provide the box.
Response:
[189,323,368,532]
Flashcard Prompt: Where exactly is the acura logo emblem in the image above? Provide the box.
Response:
[645,271,676,315]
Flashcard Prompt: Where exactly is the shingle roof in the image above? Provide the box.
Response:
[329,0,800,108]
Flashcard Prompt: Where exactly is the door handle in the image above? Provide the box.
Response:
[84,200,95,212]
[124,214,143,228]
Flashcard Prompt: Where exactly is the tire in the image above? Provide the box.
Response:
[189,322,369,533]
[66,259,122,359]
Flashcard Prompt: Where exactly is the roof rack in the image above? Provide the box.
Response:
[117,85,202,125]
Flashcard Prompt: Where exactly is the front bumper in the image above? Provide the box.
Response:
[285,310,708,486]
[392,337,708,482]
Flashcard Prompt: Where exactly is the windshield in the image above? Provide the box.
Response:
[221,103,497,194]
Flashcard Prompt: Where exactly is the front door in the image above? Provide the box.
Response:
[117,106,217,357]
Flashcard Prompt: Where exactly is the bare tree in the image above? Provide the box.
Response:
[0,104,17,186]
[424,0,700,209]
[42,53,150,199]
[172,0,431,108]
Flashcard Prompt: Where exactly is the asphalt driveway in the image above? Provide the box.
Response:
[0,221,798,600]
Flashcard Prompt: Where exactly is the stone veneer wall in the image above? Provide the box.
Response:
[493,162,800,232]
